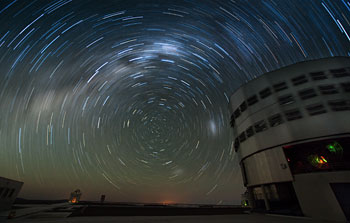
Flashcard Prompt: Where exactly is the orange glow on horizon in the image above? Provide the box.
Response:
[162,200,175,205]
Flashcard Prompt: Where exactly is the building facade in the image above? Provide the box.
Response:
[229,57,350,222]
[0,176,23,212]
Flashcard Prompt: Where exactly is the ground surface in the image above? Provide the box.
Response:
[0,202,332,223]
[9,214,326,223]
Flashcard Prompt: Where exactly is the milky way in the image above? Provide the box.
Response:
[0,0,349,204]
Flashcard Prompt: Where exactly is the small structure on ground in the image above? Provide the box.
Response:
[69,189,82,204]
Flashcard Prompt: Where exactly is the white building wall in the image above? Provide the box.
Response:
[293,171,350,222]
[243,147,292,187]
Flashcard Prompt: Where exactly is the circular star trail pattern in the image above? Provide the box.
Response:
[0,0,349,203]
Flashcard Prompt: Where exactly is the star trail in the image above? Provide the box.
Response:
[0,0,349,204]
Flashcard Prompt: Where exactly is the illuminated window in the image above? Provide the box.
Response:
[308,154,328,169]
[326,141,343,154]
[284,137,350,174]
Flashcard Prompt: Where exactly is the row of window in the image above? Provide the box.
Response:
[230,81,350,127]
[234,99,350,151]
[0,187,16,199]
[278,83,350,106]
[231,68,349,122]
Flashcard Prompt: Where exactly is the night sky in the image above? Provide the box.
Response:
[0,0,349,204]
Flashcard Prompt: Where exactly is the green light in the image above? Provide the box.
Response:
[308,154,328,168]
[326,141,343,154]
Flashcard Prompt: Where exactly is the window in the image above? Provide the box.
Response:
[292,75,308,86]
[230,114,235,128]
[328,100,350,111]
[259,87,272,99]
[341,82,350,92]
[284,137,350,174]
[298,88,317,100]
[273,82,288,92]
[234,137,240,151]
[239,132,247,143]
[284,109,303,121]
[310,71,327,80]
[1,188,9,198]
[247,95,258,106]
[233,108,241,119]
[330,68,350,78]
[8,189,15,198]
[319,85,339,95]
[254,120,268,133]
[246,126,254,138]
[306,103,327,116]
[268,114,284,127]
[240,101,248,112]
[278,94,295,106]
[331,68,346,73]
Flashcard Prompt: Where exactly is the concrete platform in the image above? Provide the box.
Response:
[1,202,335,223]
[8,213,329,223]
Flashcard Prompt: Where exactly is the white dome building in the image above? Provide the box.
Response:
[229,57,350,222]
